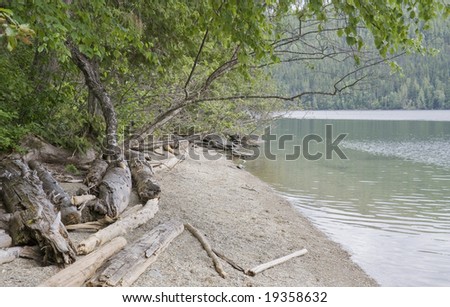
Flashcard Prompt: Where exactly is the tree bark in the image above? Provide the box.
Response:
[77,199,159,255]
[28,160,81,225]
[129,159,161,202]
[69,43,121,162]
[84,158,108,188]
[88,220,184,286]
[39,236,127,287]
[95,161,132,219]
[0,159,76,265]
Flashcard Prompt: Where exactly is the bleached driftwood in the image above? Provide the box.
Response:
[71,194,96,206]
[0,247,22,265]
[65,217,114,232]
[77,199,159,255]
[84,158,108,188]
[0,229,12,248]
[129,159,161,202]
[245,248,308,276]
[88,220,184,286]
[28,160,81,225]
[184,223,227,278]
[0,159,76,265]
[39,237,127,287]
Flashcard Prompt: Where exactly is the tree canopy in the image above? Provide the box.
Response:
[0,0,448,152]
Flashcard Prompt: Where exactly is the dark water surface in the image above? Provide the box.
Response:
[246,111,450,286]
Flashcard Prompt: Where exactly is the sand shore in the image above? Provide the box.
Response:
[0,148,377,286]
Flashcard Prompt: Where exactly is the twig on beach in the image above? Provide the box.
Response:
[184,223,228,278]
[213,249,246,273]
[213,248,308,277]
[245,248,308,276]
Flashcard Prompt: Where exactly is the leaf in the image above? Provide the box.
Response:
[346,36,357,46]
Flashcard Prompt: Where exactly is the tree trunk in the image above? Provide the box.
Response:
[69,43,121,162]
[28,160,81,225]
[88,220,184,286]
[0,159,76,265]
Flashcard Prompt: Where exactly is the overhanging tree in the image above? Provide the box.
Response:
[0,0,448,264]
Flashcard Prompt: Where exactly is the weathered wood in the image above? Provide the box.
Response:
[39,236,127,287]
[245,248,308,276]
[184,223,228,278]
[0,159,76,265]
[0,229,12,248]
[150,156,184,172]
[88,220,184,286]
[0,247,22,265]
[66,216,114,232]
[71,194,96,206]
[213,249,246,273]
[77,199,159,255]
[129,159,161,202]
[84,158,108,188]
[94,161,132,219]
[28,160,81,225]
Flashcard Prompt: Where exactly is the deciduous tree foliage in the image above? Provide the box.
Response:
[0,0,448,151]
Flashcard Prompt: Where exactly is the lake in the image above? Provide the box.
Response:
[246,110,450,286]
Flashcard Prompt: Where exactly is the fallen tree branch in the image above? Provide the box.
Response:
[39,236,127,287]
[77,199,159,255]
[212,249,246,273]
[184,223,227,278]
[88,220,184,286]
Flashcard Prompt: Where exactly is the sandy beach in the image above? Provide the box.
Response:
[0,148,377,287]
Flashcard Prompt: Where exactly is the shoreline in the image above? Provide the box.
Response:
[0,149,377,286]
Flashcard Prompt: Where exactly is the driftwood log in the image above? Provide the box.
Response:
[91,161,132,219]
[0,159,76,265]
[129,159,161,202]
[84,158,108,188]
[88,220,184,286]
[28,160,81,225]
[39,237,127,287]
[77,199,159,255]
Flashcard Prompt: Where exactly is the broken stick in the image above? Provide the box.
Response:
[184,223,227,278]
[39,237,127,287]
[245,248,308,276]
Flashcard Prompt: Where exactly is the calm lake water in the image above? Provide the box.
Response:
[246,110,450,286]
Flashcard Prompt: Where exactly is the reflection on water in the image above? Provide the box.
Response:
[246,115,450,286]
